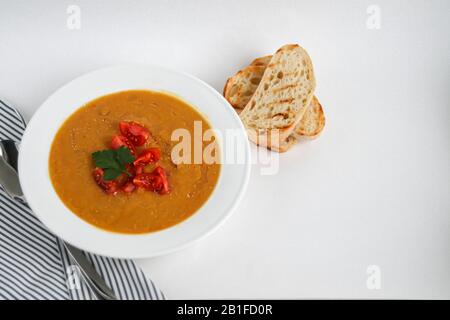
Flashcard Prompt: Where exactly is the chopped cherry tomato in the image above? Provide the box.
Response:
[133,148,160,166]
[126,163,143,176]
[133,173,153,189]
[111,135,136,155]
[151,175,167,194]
[119,121,150,146]
[92,168,119,195]
[135,165,144,175]
[153,166,166,177]
[92,167,104,184]
[133,166,170,195]
[121,181,136,193]
[153,166,170,194]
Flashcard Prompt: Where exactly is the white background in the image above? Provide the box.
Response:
[1,0,449,299]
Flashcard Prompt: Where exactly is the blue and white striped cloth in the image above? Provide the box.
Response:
[0,99,165,300]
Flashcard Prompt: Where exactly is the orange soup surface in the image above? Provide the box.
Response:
[49,90,220,234]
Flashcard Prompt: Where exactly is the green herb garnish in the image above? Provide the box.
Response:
[92,146,135,180]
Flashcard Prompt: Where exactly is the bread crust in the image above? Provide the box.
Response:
[250,55,272,66]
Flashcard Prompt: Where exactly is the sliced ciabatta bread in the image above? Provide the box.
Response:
[223,55,325,138]
[250,55,272,66]
[295,96,325,138]
[223,65,265,112]
[239,44,316,151]
[251,55,324,138]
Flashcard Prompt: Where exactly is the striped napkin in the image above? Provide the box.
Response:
[0,99,165,300]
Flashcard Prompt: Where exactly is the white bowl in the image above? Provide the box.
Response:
[18,65,251,259]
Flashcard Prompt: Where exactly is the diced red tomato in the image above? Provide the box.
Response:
[92,168,119,195]
[133,166,170,195]
[119,121,150,146]
[92,167,104,184]
[133,148,160,166]
[132,173,153,189]
[135,165,144,175]
[121,181,136,193]
[153,166,170,194]
[126,163,143,176]
[111,135,136,155]
[92,121,161,195]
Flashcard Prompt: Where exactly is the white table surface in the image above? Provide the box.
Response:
[1,0,449,299]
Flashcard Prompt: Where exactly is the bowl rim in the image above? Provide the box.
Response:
[18,64,251,258]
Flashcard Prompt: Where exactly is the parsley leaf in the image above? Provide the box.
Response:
[103,168,123,180]
[92,150,120,170]
[92,146,135,181]
[116,146,135,166]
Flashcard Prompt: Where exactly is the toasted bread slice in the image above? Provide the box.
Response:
[249,55,325,138]
[223,56,325,138]
[238,44,316,151]
[223,65,265,112]
[250,55,272,66]
[295,96,325,138]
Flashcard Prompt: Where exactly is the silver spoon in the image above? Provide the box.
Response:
[0,139,117,300]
